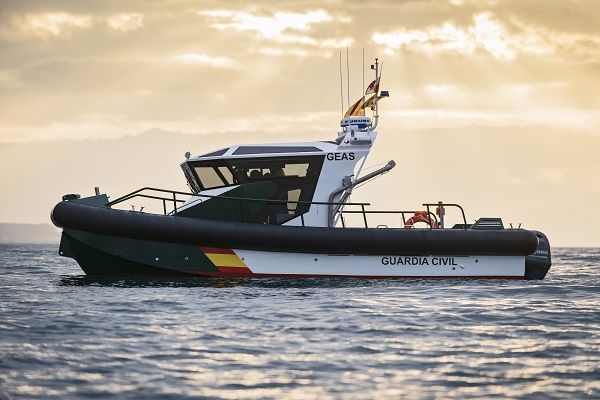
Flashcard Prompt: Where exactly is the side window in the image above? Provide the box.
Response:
[283,163,309,177]
[189,156,324,223]
[194,166,224,189]
[287,188,301,213]
[217,166,235,185]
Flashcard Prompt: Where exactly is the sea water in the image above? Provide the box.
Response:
[0,244,598,399]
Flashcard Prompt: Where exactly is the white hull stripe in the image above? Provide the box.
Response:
[233,250,525,277]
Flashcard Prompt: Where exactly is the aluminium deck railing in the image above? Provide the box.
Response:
[106,187,468,229]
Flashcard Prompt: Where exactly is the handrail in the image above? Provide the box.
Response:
[342,210,439,229]
[107,186,371,216]
[108,187,195,206]
[106,187,467,230]
[422,203,467,229]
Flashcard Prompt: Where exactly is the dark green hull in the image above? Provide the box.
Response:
[60,229,219,276]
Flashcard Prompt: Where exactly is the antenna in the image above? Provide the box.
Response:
[346,47,350,108]
[339,51,344,117]
[362,48,365,102]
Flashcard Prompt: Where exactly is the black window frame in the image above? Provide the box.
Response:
[187,155,325,192]
[187,155,325,223]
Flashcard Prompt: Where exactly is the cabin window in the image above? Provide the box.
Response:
[189,157,323,190]
[194,166,226,189]
[217,166,235,185]
[187,156,325,223]
[287,188,302,212]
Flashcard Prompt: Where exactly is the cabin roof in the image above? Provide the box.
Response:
[189,141,338,162]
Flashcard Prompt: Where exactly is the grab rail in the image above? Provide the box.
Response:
[107,187,371,225]
[422,203,467,228]
[341,209,439,229]
[106,187,468,229]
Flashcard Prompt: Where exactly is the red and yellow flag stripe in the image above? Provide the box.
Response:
[201,247,252,275]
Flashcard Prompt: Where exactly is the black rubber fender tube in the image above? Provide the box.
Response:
[51,201,538,256]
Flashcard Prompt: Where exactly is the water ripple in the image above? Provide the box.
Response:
[0,244,598,399]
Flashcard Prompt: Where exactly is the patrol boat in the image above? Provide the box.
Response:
[51,59,552,279]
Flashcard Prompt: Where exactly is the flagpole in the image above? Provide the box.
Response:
[372,57,380,130]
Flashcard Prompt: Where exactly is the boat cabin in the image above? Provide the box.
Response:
[178,117,380,227]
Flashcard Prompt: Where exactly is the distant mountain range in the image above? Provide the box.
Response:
[0,223,60,243]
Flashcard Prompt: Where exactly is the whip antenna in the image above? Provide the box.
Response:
[339,51,344,117]
[362,48,365,102]
[346,47,350,108]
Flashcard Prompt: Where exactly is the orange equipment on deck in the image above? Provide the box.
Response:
[404,211,440,229]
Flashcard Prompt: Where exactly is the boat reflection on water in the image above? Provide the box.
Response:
[57,275,244,288]
[56,274,516,289]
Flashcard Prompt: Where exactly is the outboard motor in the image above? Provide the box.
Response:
[525,231,552,280]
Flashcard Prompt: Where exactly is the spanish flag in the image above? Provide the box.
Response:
[344,97,366,118]
[362,94,376,110]
[365,77,380,95]
[201,247,252,275]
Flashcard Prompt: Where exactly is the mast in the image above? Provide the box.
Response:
[371,58,380,130]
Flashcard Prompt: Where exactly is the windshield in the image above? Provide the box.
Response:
[189,156,323,190]
[187,156,325,224]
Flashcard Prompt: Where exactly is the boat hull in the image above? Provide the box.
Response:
[53,201,551,279]
[58,228,548,280]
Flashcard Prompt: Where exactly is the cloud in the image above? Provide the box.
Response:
[258,47,314,58]
[171,53,241,69]
[372,11,600,62]
[0,112,337,142]
[372,13,519,60]
[424,84,459,94]
[200,9,331,37]
[21,12,92,38]
[498,81,567,96]
[107,13,144,32]
[385,108,600,133]
[198,9,353,54]
[3,107,600,143]
[1,12,148,40]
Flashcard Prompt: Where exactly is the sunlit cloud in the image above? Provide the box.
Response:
[171,53,241,69]
[372,13,518,59]
[199,9,353,52]
[498,82,567,96]
[22,12,92,38]
[386,108,600,133]
[257,46,341,58]
[107,13,144,32]
[424,84,460,94]
[470,13,514,59]
[258,47,313,57]
[199,9,332,37]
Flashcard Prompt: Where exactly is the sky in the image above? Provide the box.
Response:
[1,0,599,246]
